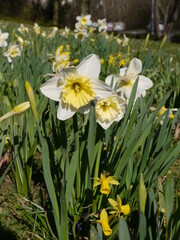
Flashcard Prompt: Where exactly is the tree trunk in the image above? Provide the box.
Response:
[81,0,89,15]
[53,0,59,26]
[154,0,162,39]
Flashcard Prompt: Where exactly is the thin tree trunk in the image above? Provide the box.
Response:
[53,0,59,26]
[154,0,162,39]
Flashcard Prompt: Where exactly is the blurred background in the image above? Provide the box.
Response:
[0,0,180,41]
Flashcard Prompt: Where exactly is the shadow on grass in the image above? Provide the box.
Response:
[0,222,18,240]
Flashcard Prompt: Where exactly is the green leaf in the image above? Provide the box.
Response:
[65,150,79,205]
[118,217,131,240]
[138,212,147,240]
[165,172,174,235]
[42,139,61,239]
[139,174,147,213]
[88,104,96,169]
[60,185,69,240]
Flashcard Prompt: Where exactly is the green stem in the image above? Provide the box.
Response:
[73,114,81,199]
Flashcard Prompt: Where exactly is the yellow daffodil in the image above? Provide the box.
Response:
[119,59,126,67]
[73,59,79,65]
[100,58,104,65]
[116,53,122,59]
[108,195,130,218]
[40,54,113,121]
[158,106,177,119]
[0,101,30,122]
[106,58,153,101]
[108,55,115,66]
[95,95,126,129]
[97,209,112,236]
[93,173,119,195]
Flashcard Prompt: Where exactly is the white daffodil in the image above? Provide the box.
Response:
[98,19,107,32]
[52,45,70,73]
[95,95,126,129]
[105,58,153,101]
[4,44,22,63]
[74,29,89,41]
[75,15,92,30]
[40,54,113,121]
[61,26,70,38]
[33,23,40,35]
[17,24,29,34]
[0,29,9,47]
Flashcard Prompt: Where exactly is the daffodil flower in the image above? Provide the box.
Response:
[75,15,92,30]
[108,195,130,218]
[0,29,9,47]
[40,54,113,120]
[95,95,126,129]
[98,19,107,32]
[93,173,119,195]
[158,106,177,119]
[105,58,153,101]
[4,44,22,63]
[97,209,112,236]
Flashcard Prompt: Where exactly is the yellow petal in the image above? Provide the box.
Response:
[121,204,130,215]
[117,195,122,206]
[108,179,120,185]
[100,179,110,194]
[101,220,112,236]
[100,173,106,180]
[108,198,118,208]
[100,209,109,222]
[93,181,101,188]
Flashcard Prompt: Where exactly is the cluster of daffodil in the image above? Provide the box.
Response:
[40,54,153,129]
[107,52,129,67]
[93,173,130,236]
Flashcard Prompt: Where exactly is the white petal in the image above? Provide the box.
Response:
[135,88,146,100]
[77,54,100,78]
[57,100,76,120]
[126,58,142,77]
[119,67,127,76]
[92,79,114,98]
[118,86,132,99]
[97,119,113,130]
[2,32,9,39]
[40,75,61,101]
[105,74,119,89]
[78,103,91,114]
[138,75,153,89]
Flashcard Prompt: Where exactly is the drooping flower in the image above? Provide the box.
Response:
[0,29,9,47]
[4,44,22,63]
[96,209,112,236]
[95,95,126,129]
[40,54,113,120]
[105,58,153,101]
[93,173,119,195]
[108,195,130,218]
